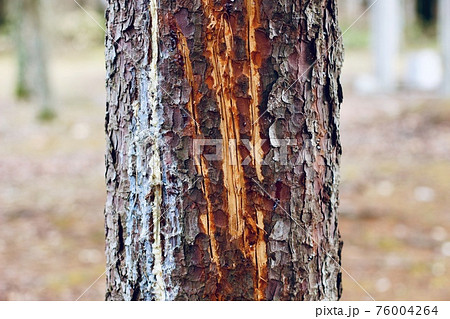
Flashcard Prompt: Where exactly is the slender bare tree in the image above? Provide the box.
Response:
[12,0,51,116]
[9,0,54,121]
[105,0,343,300]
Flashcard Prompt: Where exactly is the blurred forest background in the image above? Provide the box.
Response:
[0,0,449,300]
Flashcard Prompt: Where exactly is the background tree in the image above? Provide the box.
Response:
[11,0,53,119]
[105,0,343,300]
[439,0,450,95]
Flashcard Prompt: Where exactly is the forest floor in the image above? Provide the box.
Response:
[0,47,449,300]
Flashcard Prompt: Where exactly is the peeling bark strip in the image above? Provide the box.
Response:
[105,0,343,300]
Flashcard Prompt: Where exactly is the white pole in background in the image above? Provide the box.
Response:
[439,0,450,95]
[371,0,402,92]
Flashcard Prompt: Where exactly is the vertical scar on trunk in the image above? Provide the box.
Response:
[148,0,165,300]
[176,29,222,281]
[246,0,264,183]
[202,2,246,240]
[200,0,269,300]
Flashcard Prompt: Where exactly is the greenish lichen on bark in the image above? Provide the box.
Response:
[105,0,343,300]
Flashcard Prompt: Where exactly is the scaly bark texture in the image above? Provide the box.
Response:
[105,0,343,300]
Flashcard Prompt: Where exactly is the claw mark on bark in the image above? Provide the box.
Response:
[202,0,246,241]
[176,27,222,282]
[247,0,264,183]
[201,0,268,300]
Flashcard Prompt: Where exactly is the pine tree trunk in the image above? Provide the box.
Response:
[105,0,343,301]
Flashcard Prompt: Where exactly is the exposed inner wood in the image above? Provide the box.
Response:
[199,0,268,299]
[246,0,264,183]
[176,30,222,282]
[202,1,246,241]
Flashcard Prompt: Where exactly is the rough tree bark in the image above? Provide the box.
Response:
[105,0,343,301]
